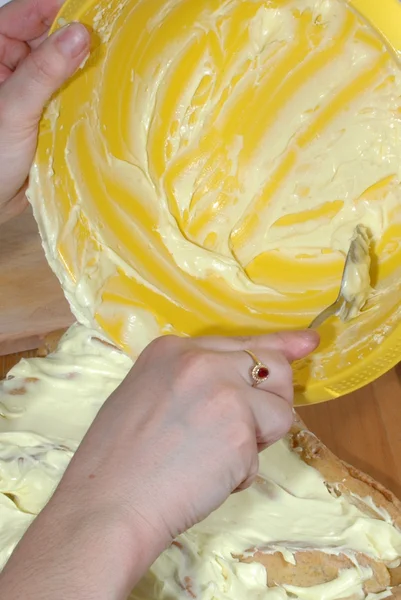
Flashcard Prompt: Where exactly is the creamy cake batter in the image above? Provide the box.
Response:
[28,0,401,364]
[0,325,400,599]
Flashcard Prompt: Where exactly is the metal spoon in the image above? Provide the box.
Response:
[309,224,371,329]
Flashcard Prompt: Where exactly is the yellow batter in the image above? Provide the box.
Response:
[28,0,401,376]
[0,325,400,599]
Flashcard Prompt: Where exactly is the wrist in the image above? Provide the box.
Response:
[49,485,165,594]
[2,485,165,600]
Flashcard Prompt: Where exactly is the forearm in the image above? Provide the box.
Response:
[0,482,158,599]
[0,385,174,600]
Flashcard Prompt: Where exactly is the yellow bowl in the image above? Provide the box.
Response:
[29,0,401,404]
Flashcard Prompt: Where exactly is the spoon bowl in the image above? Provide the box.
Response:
[309,225,371,329]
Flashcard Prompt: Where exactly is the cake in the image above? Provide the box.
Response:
[0,325,400,599]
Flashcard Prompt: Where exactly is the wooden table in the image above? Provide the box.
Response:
[1,211,400,497]
[298,372,401,498]
[0,209,73,355]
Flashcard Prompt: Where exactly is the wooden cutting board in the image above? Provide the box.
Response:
[0,209,73,355]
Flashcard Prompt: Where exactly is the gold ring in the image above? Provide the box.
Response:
[244,350,270,387]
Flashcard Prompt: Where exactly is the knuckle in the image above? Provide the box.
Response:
[271,353,294,405]
[281,374,294,401]
[257,400,294,448]
[28,51,59,83]
[233,335,253,347]
[174,349,211,390]
[251,456,260,480]
[228,420,255,454]
[183,379,245,423]
[145,334,182,356]
[273,352,293,382]
[209,382,245,419]
[272,331,293,350]
[238,479,253,492]
[241,463,259,490]
[180,348,209,373]
[276,403,294,438]
[283,384,294,406]
[212,381,240,404]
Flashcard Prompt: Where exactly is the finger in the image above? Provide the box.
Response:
[0,23,90,128]
[193,330,320,363]
[0,64,11,84]
[250,389,294,448]
[29,30,53,50]
[238,349,294,402]
[0,34,29,70]
[0,0,64,42]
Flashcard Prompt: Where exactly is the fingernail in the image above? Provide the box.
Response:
[298,329,320,345]
[54,23,90,58]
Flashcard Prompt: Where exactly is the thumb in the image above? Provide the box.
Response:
[0,22,90,128]
[262,330,320,362]
[193,329,320,363]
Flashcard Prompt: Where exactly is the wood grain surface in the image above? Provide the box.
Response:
[0,210,400,497]
[299,369,401,498]
[0,209,73,355]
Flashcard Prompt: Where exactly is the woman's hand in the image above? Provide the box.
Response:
[0,0,90,224]
[0,330,319,600]
[80,331,319,537]
[59,330,319,591]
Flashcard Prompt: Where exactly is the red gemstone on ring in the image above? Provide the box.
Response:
[256,366,269,380]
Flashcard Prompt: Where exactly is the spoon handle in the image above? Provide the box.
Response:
[308,300,342,329]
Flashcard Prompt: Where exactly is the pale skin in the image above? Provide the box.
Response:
[0,1,320,598]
